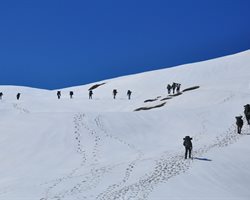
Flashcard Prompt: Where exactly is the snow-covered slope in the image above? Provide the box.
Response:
[0,50,250,200]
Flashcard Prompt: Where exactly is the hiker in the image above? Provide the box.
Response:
[236,116,243,134]
[183,136,193,159]
[176,83,181,93]
[127,90,132,100]
[172,82,176,94]
[113,89,118,99]
[69,91,74,99]
[57,91,61,99]
[0,92,3,100]
[89,90,93,99]
[167,84,172,94]
[244,104,250,125]
[16,93,21,100]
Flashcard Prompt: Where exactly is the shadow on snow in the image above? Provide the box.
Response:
[193,157,212,161]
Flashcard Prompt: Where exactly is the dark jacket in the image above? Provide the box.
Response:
[183,136,193,148]
[236,117,243,127]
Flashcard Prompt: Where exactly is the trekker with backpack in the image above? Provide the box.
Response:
[0,92,3,100]
[16,93,21,100]
[57,91,61,99]
[183,136,193,159]
[236,116,244,134]
[89,90,93,99]
[172,82,176,94]
[70,91,74,99]
[127,90,132,100]
[244,104,250,125]
[176,83,181,93]
[167,84,172,94]
[113,89,118,99]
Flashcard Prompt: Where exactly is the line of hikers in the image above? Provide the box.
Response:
[0,92,21,100]
[183,104,250,159]
[183,136,193,159]
[56,89,132,100]
[0,90,133,101]
[2,82,181,101]
[235,104,250,134]
[167,82,181,94]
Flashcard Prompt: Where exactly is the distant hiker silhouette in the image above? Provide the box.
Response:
[167,84,172,94]
[89,90,93,99]
[244,104,250,125]
[0,92,3,100]
[113,89,118,99]
[16,93,21,100]
[183,136,193,159]
[176,83,181,93]
[70,91,74,99]
[127,90,132,100]
[236,116,243,134]
[172,82,177,94]
[57,91,61,99]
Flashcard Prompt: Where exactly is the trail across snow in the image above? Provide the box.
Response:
[39,113,246,200]
[0,50,250,199]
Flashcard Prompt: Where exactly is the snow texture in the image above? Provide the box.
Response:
[0,50,250,200]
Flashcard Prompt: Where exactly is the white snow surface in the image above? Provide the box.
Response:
[0,50,250,200]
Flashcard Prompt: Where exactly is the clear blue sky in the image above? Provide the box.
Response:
[0,0,249,89]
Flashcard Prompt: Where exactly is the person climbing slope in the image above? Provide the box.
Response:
[183,136,193,159]
[16,93,21,100]
[69,91,74,99]
[236,116,243,134]
[127,90,132,100]
[113,89,118,99]
[167,84,172,94]
[57,91,61,99]
[244,104,250,125]
[172,82,176,94]
[176,83,181,93]
[89,90,93,99]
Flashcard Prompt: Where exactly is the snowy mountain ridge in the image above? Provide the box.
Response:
[0,50,250,200]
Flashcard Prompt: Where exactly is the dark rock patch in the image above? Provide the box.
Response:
[182,86,200,92]
[144,98,158,103]
[160,97,172,101]
[144,96,161,103]
[134,102,166,111]
[88,83,106,91]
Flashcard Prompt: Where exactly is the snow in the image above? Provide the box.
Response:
[0,50,250,199]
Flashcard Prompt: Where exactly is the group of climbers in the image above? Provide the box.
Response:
[167,82,181,94]
[56,89,132,100]
[184,104,250,160]
[2,86,248,162]
[1,81,182,101]
[0,92,21,100]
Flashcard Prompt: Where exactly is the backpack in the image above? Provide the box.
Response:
[245,105,250,116]
[183,136,192,148]
[236,116,243,126]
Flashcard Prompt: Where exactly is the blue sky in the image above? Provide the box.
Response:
[0,0,249,89]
